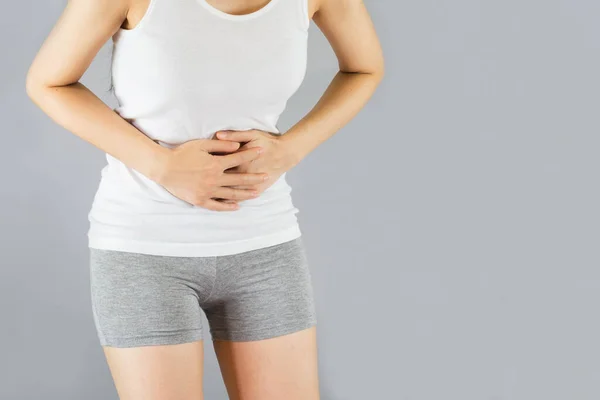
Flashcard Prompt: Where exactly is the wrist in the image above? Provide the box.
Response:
[279,132,310,168]
[145,143,172,183]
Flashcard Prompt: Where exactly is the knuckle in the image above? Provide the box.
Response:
[193,193,207,206]
[204,176,216,187]
[216,202,230,211]
[203,200,218,210]
[208,160,221,172]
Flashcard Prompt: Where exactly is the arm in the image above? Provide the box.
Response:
[26,0,264,211]
[25,0,169,180]
[283,0,385,164]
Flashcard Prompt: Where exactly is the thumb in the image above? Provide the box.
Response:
[201,139,240,153]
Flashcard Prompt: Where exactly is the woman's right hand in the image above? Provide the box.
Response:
[154,139,268,211]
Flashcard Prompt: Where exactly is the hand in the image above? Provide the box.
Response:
[154,138,269,211]
[214,129,301,194]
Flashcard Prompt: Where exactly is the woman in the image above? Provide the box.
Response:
[26,0,383,398]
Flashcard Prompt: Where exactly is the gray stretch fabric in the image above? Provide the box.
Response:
[89,237,317,347]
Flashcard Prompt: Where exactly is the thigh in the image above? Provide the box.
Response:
[205,237,319,399]
[213,326,319,400]
[103,341,205,400]
[89,248,216,399]
[205,237,317,342]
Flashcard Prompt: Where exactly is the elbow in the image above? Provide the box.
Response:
[25,70,43,101]
[373,64,385,84]
[347,58,385,84]
[25,65,53,102]
[26,70,75,102]
[341,64,385,82]
[361,64,385,88]
[373,56,385,83]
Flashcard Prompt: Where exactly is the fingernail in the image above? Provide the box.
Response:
[219,132,228,137]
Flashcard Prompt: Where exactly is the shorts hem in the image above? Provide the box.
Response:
[210,318,317,342]
[98,329,204,348]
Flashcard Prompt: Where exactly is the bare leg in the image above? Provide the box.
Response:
[102,340,205,400]
[213,326,319,400]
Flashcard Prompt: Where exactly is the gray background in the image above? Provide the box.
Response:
[1,0,599,399]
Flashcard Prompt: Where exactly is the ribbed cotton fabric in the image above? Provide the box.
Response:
[87,0,310,256]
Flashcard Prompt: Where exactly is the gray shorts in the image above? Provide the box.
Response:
[89,237,317,348]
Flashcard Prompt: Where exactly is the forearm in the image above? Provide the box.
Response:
[26,81,168,180]
[282,69,383,165]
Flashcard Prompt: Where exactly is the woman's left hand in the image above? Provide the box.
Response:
[214,129,301,194]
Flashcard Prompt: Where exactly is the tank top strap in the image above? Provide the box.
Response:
[286,0,311,31]
[284,0,310,31]
[297,0,311,31]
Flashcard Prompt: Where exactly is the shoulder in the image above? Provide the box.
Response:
[66,0,130,20]
[67,0,130,10]
[309,0,363,18]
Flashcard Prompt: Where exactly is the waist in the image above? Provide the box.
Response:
[87,158,301,256]
[88,159,300,256]
[99,155,292,205]
[88,158,299,229]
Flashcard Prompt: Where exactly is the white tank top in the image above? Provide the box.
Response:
[87,0,310,256]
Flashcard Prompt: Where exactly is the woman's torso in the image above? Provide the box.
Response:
[87,0,310,257]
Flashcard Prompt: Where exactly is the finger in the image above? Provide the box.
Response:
[201,198,240,211]
[219,147,263,170]
[217,199,238,204]
[224,185,255,190]
[202,139,241,153]
[220,172,269,186]
[223,165,240,173]
[212,187,259,201]
[216,130,259,142]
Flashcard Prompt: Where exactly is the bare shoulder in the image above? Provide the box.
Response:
[309,0,363,18]
[26,0,132,88]
[68,0,130,15]
[62,0,130,30]
[303,0,383,75]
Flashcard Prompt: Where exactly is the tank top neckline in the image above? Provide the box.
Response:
[196,0,282,21]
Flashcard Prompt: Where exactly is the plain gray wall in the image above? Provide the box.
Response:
[2,0,599,399]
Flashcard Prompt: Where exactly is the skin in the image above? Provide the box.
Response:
[26,0,384,399]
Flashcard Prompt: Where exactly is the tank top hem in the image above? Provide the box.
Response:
[87,224,302,257]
